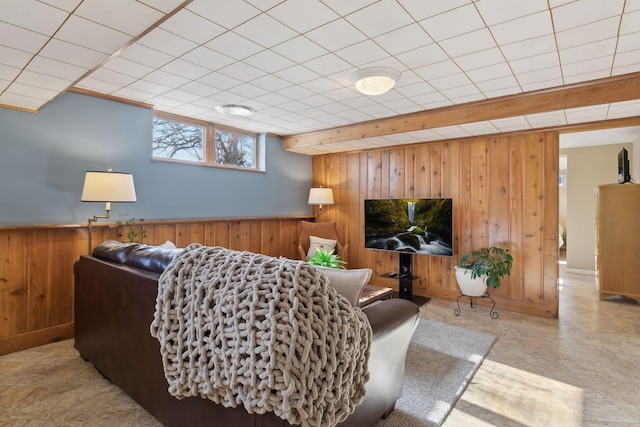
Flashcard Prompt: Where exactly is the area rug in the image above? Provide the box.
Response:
[376,319,497,427]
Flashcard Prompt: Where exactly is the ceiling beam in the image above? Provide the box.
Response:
[282,72,640,151]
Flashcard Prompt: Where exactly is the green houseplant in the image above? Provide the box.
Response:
[455,246,513,296]
[117,217,147,243]
[308,249,346,269]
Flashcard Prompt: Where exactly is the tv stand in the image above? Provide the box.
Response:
[398,252,414,300]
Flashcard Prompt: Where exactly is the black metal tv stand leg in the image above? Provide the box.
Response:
[398,252,413,301]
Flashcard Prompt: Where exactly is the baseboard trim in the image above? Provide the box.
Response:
[565,268,596,276]
[0,323,74,356]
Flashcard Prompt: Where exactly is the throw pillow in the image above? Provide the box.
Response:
[157,240,177,249]
[307,235,337,259]
[314,266,372,307]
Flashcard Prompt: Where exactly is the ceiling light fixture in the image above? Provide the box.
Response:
[350,67,401,96]
[214,104,255,116]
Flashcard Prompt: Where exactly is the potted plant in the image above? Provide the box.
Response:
[308,249,346,269]
[455,246,513,296]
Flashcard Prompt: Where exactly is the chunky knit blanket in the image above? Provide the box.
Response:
[150,244,372,427]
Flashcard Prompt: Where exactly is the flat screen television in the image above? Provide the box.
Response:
[364,198,453,256]
[618,148,631,184]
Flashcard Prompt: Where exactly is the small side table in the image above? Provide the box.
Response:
[454,292,499,319]
[359,284,393,307]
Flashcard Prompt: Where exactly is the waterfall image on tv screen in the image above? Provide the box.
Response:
[364,198,453,256]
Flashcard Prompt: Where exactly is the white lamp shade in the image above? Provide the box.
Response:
[81,171,137,203]
[308,187,334,205]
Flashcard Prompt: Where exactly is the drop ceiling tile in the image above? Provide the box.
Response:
[161,59,211,80]
[385,97,419,112]
[137,28,198,57]
[244,50,296,74]
[607,100,640,118]
[275,65,322,85]
[40,39,107,68]
[515,66,562,85]
[0,64,20,81]
[39,0,82,13]
[510,51,560,74]
[346,0,414,38]
[441,84,482,100]
[475,0,548,26]
[138,0,185,13]
[552,0,624,32]
[491,11,553,45]
[271,36,329,64]
[306,18,367,52]
[0,78,10,92]
[145,69,191,87]
[625,0,640,12]
[181,46,236,72]
[0,22,49,54]
[620,9,640,35]
[198,72,243,91]
[458,121,500,135]
[564,104,609,123]
[278,85,317,101]
[148,95,184,108]
[102,56,154,79]
[439,28,496,57]
[0,92,46,109]
[617,31,640,53]
[555,16,620,50]
[254,92,295,107]
[112,86,156,101]
[490,116,531,132]
[86,67,138,86]
[520,77,563,92]
[55,16,131,55]
[119,43,174,68]
[455,47,505,71]
[245,0,284,11]
[160,9,225,44]
[163,89,202,103]
[250,74,294,92]
[563,69,611,84]
[559,38,617,64]
[322,87,360,102]
[398,0,470,22]
[408,129,443,142]
[205,32,264,61]
[500,34,557,61]
[179,81,220,98]
[0,45,34,68]
[395,43,449,69]
[75,0,164,36]
[562,56,613,77]
[432,125,472,138]
[217,60,268,83]
[268,0,338,33]
[466,62,513,83]
[167,103,210,116]
[303,53,352,76]
[130,77,174,95]
[525,110,567,127]
[413,60,462,81]
[335,40,390,66]
[476,75,519,92]
[299,93,335,108]
[420,4,484,41]
[1,0,68,35]
[5,81,59,99]
[612,49,640,69]
[482,86,521,98]
[234,14,298,49]
[373,24,433,56]
[75,76,123,93]
[412,91,450,107]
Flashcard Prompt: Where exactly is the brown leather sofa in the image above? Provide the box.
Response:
[74,242,420,427]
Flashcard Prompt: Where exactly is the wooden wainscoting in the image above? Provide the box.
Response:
[0,216,312,355]
[313,131,559,318]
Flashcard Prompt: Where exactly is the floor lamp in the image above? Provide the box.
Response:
[81,169,137,254]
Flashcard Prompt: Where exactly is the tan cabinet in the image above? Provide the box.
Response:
[596,184,640,302]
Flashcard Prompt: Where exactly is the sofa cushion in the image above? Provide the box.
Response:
[93,240,139,264]
[306,235,337,259]
[126,244,182,274]
[314,266,372,307]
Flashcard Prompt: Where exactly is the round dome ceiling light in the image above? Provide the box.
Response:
[349,67,401,96]
[214,104,255,116]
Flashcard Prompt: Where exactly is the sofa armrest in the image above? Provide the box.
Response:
[340,298,419,426]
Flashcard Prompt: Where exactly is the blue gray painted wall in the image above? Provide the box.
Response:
[0,92,313,226]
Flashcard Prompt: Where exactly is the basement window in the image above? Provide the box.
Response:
[152,111,262,171]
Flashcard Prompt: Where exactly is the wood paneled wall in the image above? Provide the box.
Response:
[0,216,312,355]
[313,131,559,318]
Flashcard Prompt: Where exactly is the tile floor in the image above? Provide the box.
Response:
[1,263,638,426]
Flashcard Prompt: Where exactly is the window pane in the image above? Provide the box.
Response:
[152,117,205,162]
[214,129,256,168]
